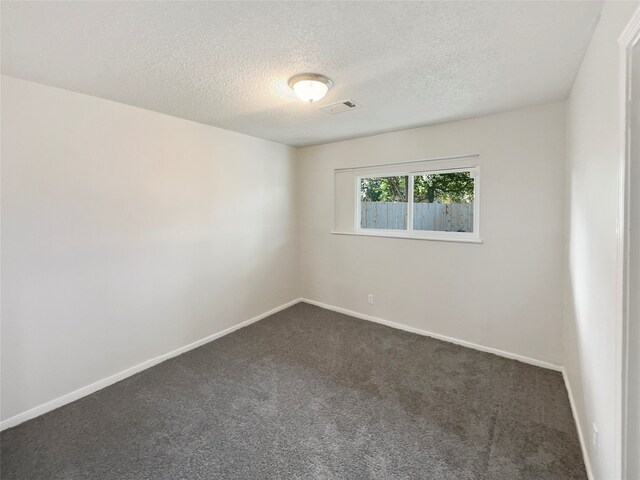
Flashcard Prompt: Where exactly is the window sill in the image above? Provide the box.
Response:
[331,230,483,244]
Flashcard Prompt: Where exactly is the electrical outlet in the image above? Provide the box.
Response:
[367,294,374,305]
[592,423,598,453]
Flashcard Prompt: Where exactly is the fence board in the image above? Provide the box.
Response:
[361,202,473,232]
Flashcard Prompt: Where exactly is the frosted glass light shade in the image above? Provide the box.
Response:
[288,74,333,103]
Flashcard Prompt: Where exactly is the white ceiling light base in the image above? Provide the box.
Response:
[288,73,333,103]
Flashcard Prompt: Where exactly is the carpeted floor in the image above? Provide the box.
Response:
[1,303,586,479]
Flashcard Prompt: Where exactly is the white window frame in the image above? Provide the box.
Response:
[355,166,480,243]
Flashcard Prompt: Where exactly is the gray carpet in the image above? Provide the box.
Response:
[1,303,586,479]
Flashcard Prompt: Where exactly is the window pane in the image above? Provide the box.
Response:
[413,171,474,232]
[360,176,408,230]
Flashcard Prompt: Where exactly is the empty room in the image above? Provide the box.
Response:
[1,1,639,479]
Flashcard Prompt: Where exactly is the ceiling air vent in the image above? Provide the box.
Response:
[319,100,361,114]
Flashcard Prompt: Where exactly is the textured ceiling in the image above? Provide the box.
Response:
[2,1,603,147]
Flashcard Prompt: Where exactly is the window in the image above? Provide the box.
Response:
[360,175,408,230]
[412,171,475,233]
[352,164,479,242]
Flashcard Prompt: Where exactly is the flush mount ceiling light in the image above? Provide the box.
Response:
[288,73,333,103]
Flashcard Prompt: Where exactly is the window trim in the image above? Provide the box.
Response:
[354,166,480,243]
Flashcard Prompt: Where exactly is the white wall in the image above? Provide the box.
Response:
[0,76,299,422]
[628,36,640,480]
[564,2,639,479]
[297,102,566,367]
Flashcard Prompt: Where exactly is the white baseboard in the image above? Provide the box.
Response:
[1,297,567,431]
[299,299,596,475]
[300,298,562,372]
[0,298,301,432]
[4,297,589,477]
[562,369,594,480]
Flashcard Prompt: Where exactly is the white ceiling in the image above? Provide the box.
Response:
[2,1,603,147]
